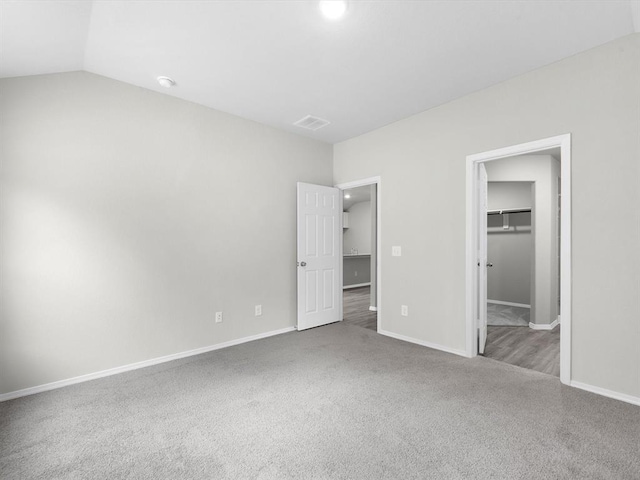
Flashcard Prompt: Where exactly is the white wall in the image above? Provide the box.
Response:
[333,34,640,399]
[343,201,371,254]
[488,182,532,211]
[0,71,333,395]
[486,156,560,325]
[487,182,532,306]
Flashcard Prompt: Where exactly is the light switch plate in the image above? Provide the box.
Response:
[392,246,402,256]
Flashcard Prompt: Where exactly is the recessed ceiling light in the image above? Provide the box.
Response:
[320,1,347,20]
[157,76,176,88]
[344,194,351,199]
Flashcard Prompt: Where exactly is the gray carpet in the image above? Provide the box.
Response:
[1,323,639,479]
[487,303,530,326]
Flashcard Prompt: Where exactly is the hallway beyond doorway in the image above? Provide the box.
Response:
[484,325,560,377]
[343,286,376,331]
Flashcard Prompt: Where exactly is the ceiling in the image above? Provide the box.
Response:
[343,185,371,210]
[1,1,639,144]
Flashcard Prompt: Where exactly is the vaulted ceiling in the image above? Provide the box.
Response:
[2,1,639,143]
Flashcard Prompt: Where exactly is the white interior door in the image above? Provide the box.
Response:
[478,163,489,354]
[297,182,341,330]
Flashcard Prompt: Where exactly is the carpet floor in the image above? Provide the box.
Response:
[1,323,638,479]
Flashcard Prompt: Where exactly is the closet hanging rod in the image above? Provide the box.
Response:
[487,207,531,215]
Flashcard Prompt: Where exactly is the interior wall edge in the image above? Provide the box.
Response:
[569,381,640,407]
[0,326,296,402]
[378,329,469,358]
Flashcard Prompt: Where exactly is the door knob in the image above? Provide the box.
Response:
[486,262,493,267]
[300,262,307,267]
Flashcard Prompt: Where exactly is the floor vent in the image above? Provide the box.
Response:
[294,115,330,131]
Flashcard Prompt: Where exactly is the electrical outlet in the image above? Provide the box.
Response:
[354,271,358,277]
[215,311,223,323]
[401,305,408,316]
[255,305,262,316]
[392,246,402,256]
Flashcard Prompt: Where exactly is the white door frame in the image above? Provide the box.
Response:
[465,135,572,385]
[335,176,382,331]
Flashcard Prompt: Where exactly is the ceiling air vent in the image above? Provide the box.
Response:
[294,115,330,131]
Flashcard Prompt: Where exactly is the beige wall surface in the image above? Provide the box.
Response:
[0,72,333,394]
[487,182,532,307]
[343,201,372,254]
[333,34,640,398]
[487,182,532,211]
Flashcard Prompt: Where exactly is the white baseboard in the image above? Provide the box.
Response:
[529,318,559,330]
[369,306,377,312]
[378,329,468,358]
[0,326,296,403]
[488,299,530,309]
[570,381,640,407]
[343,282,371,290]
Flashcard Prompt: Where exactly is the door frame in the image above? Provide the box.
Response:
[465,135,572,385]
[335,176,382,331]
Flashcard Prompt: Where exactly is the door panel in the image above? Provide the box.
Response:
[297,183,341,330]
[478,164,488,354]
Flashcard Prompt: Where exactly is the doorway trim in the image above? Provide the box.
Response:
[465,135,572,385]
[335,176,382,332]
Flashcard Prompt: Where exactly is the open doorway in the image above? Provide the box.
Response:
[484,154,560,376]
[336,177,381,332]
[466,135,572,385]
